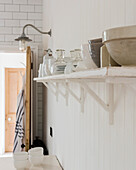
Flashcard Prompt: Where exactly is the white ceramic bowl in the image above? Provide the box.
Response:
[102,25,136,65]
[28,147,43,156]
[14,159,28,169]
[29,155,43,166]
[13,152,28,161]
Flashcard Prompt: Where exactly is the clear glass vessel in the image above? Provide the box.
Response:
[70,50,75,60]
[70,49,82,68]
[51,49,66,75]
[74,49,82,60]
[42,49,55,76]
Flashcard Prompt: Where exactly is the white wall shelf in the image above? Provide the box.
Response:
[34,66,136,125]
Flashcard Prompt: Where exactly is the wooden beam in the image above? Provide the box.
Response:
[25,46,31,151]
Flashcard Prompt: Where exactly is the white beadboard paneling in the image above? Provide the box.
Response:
[97,83,105,170]
[45,82,136,170]
[133,89,136,170]
[124,87,134,170]
[110,85,125,170]
[110,0,126,27]
[41,0,136,170]
[125,0,136,25]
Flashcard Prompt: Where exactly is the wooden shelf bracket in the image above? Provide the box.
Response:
[42,80,115,123]
[62,82,85,113]
[34,66,136,125]
[107,83,114,125]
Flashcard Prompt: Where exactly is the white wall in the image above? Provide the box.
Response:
[0,0,44,139]
[42,0,135,53]
[43,0,136,170]
[0,53,26,155]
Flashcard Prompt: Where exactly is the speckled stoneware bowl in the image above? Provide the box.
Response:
[102,25,136,65]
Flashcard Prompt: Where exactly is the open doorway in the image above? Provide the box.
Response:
[0,52,26,156]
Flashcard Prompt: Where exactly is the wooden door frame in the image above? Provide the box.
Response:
[30,46,39,144]
[25,46,31,151]
[25,46,39,151]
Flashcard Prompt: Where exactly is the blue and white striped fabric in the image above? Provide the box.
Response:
[13,90,25,152]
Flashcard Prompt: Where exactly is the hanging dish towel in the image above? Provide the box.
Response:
[13,89,25,152]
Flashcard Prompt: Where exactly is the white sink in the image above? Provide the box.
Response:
[102,25,136,65]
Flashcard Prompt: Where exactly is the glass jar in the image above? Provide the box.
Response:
[70,50,75,60]
[42,49,55,76]
[70,49,82,68]
[51,49,66,75]
[74,49,82,61]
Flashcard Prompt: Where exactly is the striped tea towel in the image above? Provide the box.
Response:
[13,90,25,152]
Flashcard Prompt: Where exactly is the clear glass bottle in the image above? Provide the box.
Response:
[51,49,66,75]
[70,50,75,60]
[42,49,55,76]
[70,49,82,68]
[74,49,82,61]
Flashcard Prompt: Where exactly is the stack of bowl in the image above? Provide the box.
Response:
[88,38,103,67]
[28,147,44,166]
[102,25,136,65]
[13,152,28,169]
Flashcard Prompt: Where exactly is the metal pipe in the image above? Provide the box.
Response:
[22,24,51,36]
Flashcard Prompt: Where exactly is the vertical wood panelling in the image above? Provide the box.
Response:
[125,0,136,25]
[46,83,136,170]
[133,89,136,170]
[110,0,125,28]
[43,0,136,170]
[124,87,134,170]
